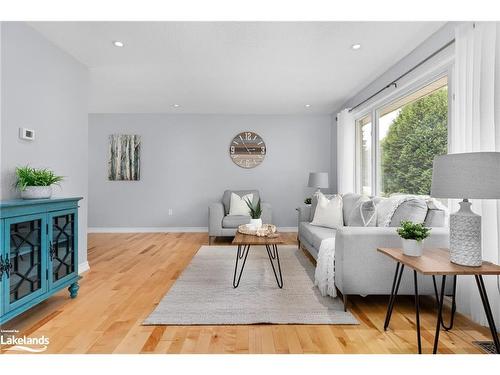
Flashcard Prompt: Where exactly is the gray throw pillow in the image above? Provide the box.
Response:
[341,193,363,224]
[389,199,428,227]
[347,198,377,227]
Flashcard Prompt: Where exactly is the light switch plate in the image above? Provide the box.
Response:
[19,127,35,141]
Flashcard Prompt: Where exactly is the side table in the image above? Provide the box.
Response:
[378,247,500,354]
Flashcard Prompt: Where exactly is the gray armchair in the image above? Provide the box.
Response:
[208,189,272,244]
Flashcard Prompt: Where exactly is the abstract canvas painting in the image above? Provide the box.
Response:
[108,134,141,181]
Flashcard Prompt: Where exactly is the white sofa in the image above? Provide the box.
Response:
[297,193,451,306]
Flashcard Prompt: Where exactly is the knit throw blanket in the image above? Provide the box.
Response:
[314,237,337,298]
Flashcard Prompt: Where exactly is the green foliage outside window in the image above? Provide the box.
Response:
[381,88,448,195]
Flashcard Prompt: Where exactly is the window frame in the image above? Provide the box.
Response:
[353,63,453,196]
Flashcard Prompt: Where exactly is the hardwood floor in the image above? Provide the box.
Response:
[1,232,491,354]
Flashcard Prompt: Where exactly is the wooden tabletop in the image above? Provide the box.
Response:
[232,232,285,245]
[377,248,500,275]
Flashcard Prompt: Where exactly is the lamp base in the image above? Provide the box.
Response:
[450,200,482,267]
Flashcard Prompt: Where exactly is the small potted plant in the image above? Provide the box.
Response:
[397,220,431,257]
[245,197,263,229]
[15,166,64,199]
[304,197,312,205]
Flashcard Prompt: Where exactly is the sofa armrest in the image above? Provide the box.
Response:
[296,205,312,226]
[261,202,272,224]
[208,202,225,236]
[334,226,450,294]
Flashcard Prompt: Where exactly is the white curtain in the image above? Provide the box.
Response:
[452,22,500,327]
[336,109,355,194]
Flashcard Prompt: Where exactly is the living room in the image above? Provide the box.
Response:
[1,0,500,371]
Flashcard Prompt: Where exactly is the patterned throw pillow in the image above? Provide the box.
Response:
[346,198,377,227]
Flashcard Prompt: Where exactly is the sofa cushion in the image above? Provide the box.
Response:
[391,199,428,227]
[347,198,377,227]
[376,196,428,227]
[222,190,260,215]
[342,193,363,223]
[222,215,251,228]
[311,193,343,229]
[310,193,335,221]
[424,209,445,227]
[299,222,336,249]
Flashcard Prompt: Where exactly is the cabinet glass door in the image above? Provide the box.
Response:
[49,210,77,288]
[4,214,47,311]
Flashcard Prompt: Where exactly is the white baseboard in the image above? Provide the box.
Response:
[277,227,298,232]
[79,261,90,274]
[88,227,208,233]
[88,226,298,233]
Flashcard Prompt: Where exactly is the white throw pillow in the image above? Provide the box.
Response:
[229,193,253,216]
[311,193,344,229]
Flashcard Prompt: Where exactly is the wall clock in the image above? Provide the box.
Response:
[229,131,266,169]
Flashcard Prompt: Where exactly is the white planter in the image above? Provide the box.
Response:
[249,218,263,230]
[402,239,424,257]
[20,186,53,199]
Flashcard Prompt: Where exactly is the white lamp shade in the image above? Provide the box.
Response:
[308,172,329,189]
[431,152,500,199]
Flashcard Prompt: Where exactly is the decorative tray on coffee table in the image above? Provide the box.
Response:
[237,223,277,237]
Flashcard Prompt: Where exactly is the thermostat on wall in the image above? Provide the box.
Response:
[19,128,35,141]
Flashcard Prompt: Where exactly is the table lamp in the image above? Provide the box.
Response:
[308,172,329,196]
[431,152,500,266]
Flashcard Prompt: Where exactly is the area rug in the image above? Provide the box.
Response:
[143,245,358,325]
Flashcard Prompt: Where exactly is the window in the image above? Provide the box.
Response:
[356,76,448,196]
[356,115,372,195]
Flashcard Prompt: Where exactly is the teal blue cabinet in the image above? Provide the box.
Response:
[0,197,82,324]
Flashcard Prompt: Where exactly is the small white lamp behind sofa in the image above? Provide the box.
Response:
[431,152,500,266]
[308,172,329,196]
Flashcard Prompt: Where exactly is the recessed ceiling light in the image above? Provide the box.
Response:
[305,104,311,108]
[172,104,180,108]
[113,41,124,47]
[351,44,361,50]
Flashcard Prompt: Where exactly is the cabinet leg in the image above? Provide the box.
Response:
[68,282,80,299]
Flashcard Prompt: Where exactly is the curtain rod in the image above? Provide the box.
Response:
[347,38,455,114]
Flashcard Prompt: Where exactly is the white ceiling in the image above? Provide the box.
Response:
[29,21,445,114]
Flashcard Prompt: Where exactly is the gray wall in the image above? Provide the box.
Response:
[88,114,332,228]
[1,22,89,266]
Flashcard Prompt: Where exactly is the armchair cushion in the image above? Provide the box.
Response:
[222,190,260,215]
[222,215,251,228]
[229,192,253,216]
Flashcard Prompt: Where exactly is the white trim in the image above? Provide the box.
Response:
[277,227,298,232]
[88,227,208,233]
[79,261,90,274]
[88,226,298,233]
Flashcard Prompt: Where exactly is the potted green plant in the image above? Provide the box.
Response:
[397,220,431,257]
[245,197,263,229]
[304,197,312,205]
[15,166,64,199]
